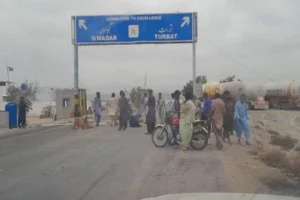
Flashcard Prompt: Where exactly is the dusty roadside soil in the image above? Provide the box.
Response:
[219,110,300,197]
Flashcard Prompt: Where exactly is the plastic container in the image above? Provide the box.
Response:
[5,102,17,129]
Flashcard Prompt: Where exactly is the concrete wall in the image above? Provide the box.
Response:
[0,111,9,128]
[55,89,74,120]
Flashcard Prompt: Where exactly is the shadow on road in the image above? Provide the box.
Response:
[260,176,300,197]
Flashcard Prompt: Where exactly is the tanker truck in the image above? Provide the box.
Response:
[202,81,269,110]
[245,83,269,110]
[264,80,300,109]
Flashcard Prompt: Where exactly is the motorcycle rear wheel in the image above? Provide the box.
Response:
[190,129,208,150]
[152,126,169,148]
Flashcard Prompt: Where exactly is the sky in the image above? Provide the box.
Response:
[0,0,300,94]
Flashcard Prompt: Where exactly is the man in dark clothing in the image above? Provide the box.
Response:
[118,90,129,131]
[171,93,175,100]
[173,90,181,118]
[18,96,28,129]
[223,91,235,144]
[146,89,156,134]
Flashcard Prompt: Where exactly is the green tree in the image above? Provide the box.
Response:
[6,82,38,111]
[182,75,207,95]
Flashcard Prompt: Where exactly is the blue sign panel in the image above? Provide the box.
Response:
[73,13,197,45]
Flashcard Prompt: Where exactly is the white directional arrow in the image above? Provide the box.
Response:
[79,19,88,30]
[180,16,190,28]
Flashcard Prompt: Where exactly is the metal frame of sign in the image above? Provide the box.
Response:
[71,12,199,112]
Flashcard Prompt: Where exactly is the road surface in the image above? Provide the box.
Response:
[0,125,229,200]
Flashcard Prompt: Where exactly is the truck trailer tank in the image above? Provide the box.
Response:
[246,83,267,101]
[222,81,247,101]
[202,81,246,100]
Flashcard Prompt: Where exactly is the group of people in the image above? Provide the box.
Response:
[138,90,182,135]
[97,89,175,135]
[138,89,195,151]
[93,91,130,131]
[201,91,251,150]
[94,89,250,151]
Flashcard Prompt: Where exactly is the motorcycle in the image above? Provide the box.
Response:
[151,111,209,150]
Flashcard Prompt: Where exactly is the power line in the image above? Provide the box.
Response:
[204,38,276,82]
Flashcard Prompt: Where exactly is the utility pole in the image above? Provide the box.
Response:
[5,53,10,85]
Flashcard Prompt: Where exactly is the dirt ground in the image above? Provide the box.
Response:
[220,110,300,197]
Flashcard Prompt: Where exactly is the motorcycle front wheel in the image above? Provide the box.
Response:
[151,126,169,148]
[190,129,208,150]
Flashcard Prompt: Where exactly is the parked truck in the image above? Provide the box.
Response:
[264,80,300,109]
[245,83,269,110]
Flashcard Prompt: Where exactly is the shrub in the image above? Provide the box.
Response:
[270,135,297,150]
[260,149,288,168]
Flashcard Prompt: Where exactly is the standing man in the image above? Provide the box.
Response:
[118,90,130,131]
[173,90,181,118]
[18,96,28,129]
[223,91,235,145]
[156,92,166,124]
[107,93,118,126]
[235,93,251,145]
[167,93,175,111]
[210,93,226,150]
[94,92,102,127]
[179,92,196,151]
[137,93,145,118]
[146,89,156,134]
[201,92,212,137]
[143,93,148,122]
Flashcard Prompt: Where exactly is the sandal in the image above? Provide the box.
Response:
[180,146,188,151]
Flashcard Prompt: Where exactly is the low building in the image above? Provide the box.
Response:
[55,88,87,120]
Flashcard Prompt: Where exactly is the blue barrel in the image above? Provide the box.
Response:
[5,102,18,129]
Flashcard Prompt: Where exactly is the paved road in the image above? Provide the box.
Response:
[0,125,229,200]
